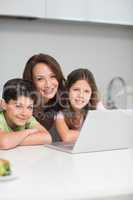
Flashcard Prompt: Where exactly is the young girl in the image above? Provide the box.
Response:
[56,68,104,143]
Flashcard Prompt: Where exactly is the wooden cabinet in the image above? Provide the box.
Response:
[0,0,45,18]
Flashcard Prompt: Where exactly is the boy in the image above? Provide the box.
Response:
[0,78,52,149]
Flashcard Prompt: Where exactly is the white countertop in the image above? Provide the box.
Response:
[0,146,133,200]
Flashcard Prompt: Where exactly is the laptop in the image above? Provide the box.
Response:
[44,110,133,154]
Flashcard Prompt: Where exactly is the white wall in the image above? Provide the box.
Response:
[0,18,133,103]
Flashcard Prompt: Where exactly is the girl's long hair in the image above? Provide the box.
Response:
[63,68,99,130]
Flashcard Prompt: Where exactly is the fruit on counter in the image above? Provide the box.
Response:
[0,159,11,176]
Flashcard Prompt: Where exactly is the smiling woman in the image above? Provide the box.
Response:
[23,53,66,142]
[32,63,59,103]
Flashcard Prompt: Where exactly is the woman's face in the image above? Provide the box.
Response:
[69,80,92,111]
[32,63,59,103]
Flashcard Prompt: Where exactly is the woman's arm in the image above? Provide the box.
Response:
[55,114,79,143]
[20,122,52,146]
[0,129,36,150]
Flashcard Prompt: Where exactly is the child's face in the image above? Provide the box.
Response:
[69,80,92,111]
[32,63,59,103]
[4,96,34,128]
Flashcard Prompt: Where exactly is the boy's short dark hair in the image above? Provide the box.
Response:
[2,78,36,103]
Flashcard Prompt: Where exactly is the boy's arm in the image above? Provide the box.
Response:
[20,122,52,146]
[55,114,79,143]
[0,129,37,150]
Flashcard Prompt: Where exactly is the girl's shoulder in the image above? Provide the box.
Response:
[56,111,64,120]
[56,109,71,120]
[96,101,106,110]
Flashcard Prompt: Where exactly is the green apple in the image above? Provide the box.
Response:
[0,165,7,176]
[0,159,11,176]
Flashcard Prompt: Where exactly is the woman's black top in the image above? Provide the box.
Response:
[33,101,61,142]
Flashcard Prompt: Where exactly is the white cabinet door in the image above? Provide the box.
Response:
[46,0,87,21]
[0,0,45,18]
[86,0,133,25]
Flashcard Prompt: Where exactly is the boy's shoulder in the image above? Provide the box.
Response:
[0,110,9,131]
[0,110,5,122]
[25,116,38,129]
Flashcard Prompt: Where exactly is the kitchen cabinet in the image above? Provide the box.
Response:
[46,0,87,21]
[0,0,45,18]
[0,0,133,25]
[46,0,133,25]
[86,0,133,25]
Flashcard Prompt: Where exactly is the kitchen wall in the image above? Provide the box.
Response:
[0,18,133,103]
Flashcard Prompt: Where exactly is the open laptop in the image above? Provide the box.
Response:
[44,110,133,154]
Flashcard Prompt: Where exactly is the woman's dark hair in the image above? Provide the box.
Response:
[22,54,66,131]
[63,68,99,130]
[2,78,35,103]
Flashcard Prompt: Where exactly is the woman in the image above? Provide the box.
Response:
[23,53,66,141]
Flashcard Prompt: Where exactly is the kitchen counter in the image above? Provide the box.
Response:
[0,146,133,200]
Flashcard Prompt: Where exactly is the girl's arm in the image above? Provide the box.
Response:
[0,129,37,150]
[55,113,79,143]
[20,122,52,146]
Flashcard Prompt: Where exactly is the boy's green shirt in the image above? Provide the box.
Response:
[0,111,38,132]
